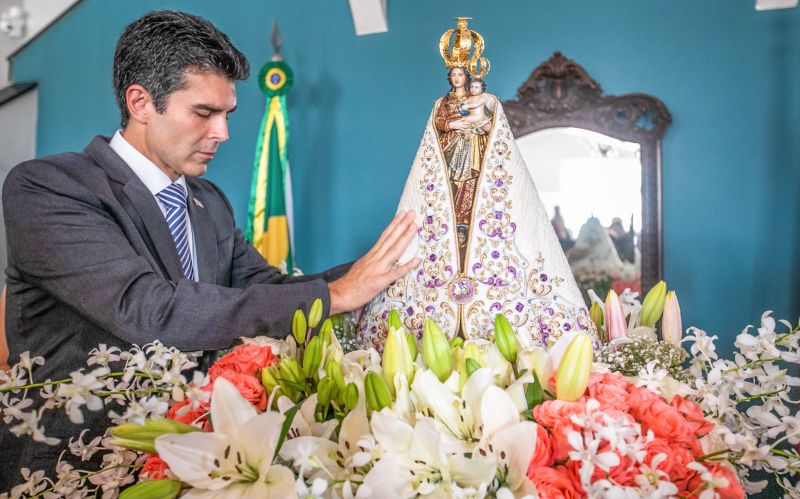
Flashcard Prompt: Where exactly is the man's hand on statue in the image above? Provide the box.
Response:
[328,210,421,315]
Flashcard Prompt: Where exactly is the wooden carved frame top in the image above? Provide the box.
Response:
[503,52,672,294]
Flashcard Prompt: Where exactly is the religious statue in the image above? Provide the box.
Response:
[357,18,595,351]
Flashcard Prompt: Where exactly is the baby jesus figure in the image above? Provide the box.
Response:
[460,78,491,130]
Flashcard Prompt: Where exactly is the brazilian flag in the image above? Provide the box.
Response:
[247,60,295,273]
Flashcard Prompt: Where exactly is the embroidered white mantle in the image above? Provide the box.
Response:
[357,97,594,351]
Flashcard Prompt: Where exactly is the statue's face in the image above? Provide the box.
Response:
[449,68,467,89]
[469,81,483,96]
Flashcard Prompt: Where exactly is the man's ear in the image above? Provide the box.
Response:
[125,84,153,125]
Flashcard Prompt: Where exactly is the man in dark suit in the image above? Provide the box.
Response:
[0,10,419,488]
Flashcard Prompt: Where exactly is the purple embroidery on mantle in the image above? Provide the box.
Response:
[426,184,434,191]
[406,307,414,316]
[491,251,500,259]
[426,215,434,224]
[429,254,436,262]
[381,311,389,319]
[472,263,482,272]
[425,305,435,313]
[494,211,503,220]
[515,302,524,312]
[508,266,517,277]
[490,302,502,312]
[495,179,503,187]
[540,274,548,282]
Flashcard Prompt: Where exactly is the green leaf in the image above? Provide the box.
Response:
[119,480,181,499]
[273,402,302,459]
[525,371,544,409]
[465,358,481,377]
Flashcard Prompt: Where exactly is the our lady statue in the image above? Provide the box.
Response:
[357,18,595,350]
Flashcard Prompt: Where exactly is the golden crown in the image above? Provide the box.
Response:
[439,17,490,79]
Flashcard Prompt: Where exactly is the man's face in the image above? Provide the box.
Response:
[144,71,236,180]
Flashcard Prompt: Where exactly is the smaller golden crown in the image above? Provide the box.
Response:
[439,17,490,79]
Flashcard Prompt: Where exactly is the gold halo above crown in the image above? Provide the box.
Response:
[439,17,491,79]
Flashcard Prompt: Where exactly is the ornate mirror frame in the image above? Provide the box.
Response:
[503,52,672,294]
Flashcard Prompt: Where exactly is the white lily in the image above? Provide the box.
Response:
[474,385,539,497]
[359,411,496,498]
[410,368,495,448]
[155,377,297,498]
[277,393,337,440]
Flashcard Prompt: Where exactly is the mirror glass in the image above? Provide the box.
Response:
[517,127,642,302]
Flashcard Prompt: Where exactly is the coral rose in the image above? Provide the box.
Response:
[671,395,714,437]
[686,463,745,499]
[587,381,630,412]
[527,423,554,470]
[213,371,268,411]
[140,454,170,480]
[533,399,587,429]
[527,466,583,499]
[166,398,210,430]
[208,345,277,379]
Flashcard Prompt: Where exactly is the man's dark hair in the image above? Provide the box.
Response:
[113,10,250,128]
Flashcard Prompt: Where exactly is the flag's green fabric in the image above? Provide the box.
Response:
[247,60,294,272]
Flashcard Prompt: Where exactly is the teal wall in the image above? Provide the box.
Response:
[9,0,800,354]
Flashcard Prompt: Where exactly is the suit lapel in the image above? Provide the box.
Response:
[186,183,218,284]
[85,136,186,282]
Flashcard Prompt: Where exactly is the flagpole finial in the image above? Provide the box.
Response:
[271,19,283,61]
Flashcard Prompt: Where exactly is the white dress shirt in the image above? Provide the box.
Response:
[109,131,199,281]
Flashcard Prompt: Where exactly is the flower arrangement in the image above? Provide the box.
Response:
[2,284,798,498]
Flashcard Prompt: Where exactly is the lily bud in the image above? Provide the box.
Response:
[604,290,627,340]
[279,358,304,386]
[318,319,334,350]
[365,371,392,411]
[118,479,182,499]
[292,309,308,345]
[260,365,279,394]
[589,302,604,337]
[325,359,346,394]
[111,418,199,454]
[640,281,667,327]
[463,342,484,366]
[387,309,403,332]
[555,332,593,402]
[449,337,464,349]
[308,298,323,329]
[516,346,552,385]
[661,291,683,345]
[317,376,338,407]
[406,333,419,361]
[343,382,359,411]
[382,327,415,393]
[303,336,323,379]
[494,314,518,364]
[422,319,453,381]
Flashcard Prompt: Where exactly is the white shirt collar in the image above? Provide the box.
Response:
[109,130,188,198]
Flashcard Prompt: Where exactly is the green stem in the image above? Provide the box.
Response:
[1,372,163,393]
[31,463,142,499]
[735,388,787,404]
[95,388,170,397]
[722,357,781,375]
[696,448,733,461]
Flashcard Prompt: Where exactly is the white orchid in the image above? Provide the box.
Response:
[155,377,296,498]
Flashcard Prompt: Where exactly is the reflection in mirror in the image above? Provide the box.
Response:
[518,127,642,302]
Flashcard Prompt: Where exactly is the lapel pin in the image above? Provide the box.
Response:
[192,198,204,208]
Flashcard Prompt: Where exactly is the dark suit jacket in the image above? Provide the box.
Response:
[0,136,349,488]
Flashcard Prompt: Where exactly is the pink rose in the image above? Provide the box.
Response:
[209,345,277,379]
[671,395,714,437]
[628,389,695,446]
[550,418,582,463]
[527,466,583,499]
[213,371,267,411]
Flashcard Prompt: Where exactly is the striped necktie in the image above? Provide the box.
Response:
[156,183,194,280]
